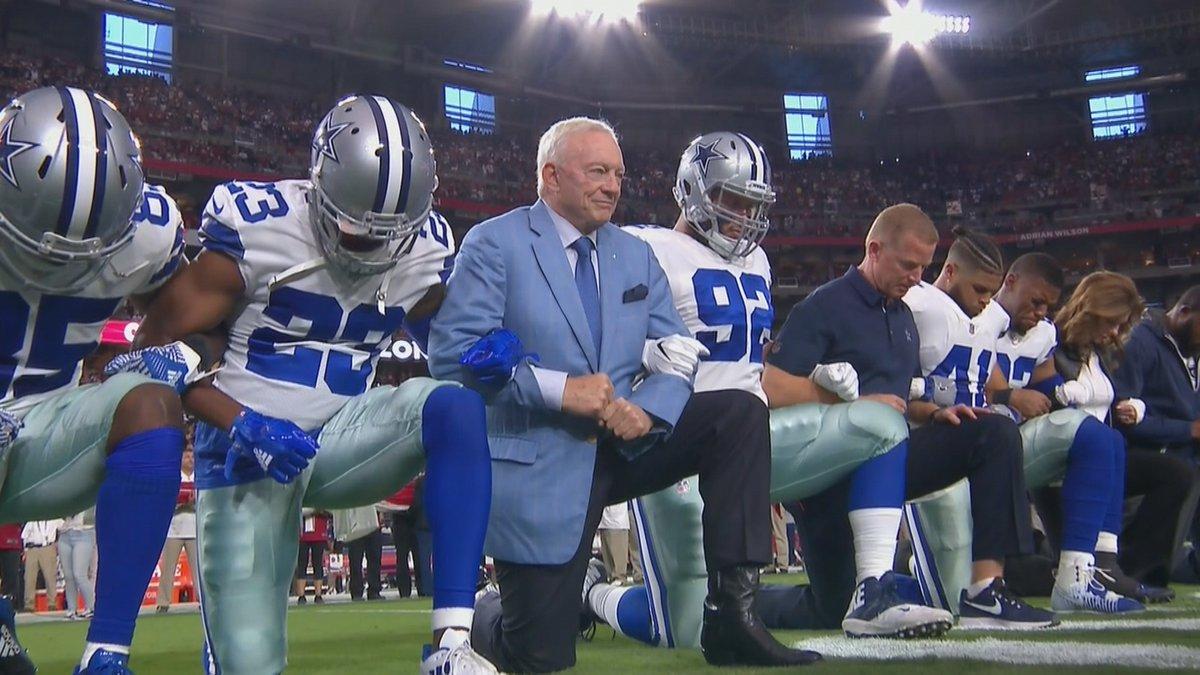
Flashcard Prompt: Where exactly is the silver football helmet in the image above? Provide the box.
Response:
[673,131,775,260]
[309,94,438,277]
[0,86,146,293]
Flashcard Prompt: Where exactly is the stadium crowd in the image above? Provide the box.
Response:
[2,48,1197,241]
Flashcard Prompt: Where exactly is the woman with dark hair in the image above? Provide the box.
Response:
[1053,272,1182,599]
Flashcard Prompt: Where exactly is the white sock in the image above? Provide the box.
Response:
[82,643,129,668]
[848,507,902,583]
[431,607,474,634]
[1056,550,1094,588]
[438,627,470,650]
[588,582,632,632]
[967,577,997,598]
[1095,531,1119,555]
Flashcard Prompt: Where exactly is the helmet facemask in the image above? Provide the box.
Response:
[679,177,775,260]
[0,200,137,293]
[308,177,431,278]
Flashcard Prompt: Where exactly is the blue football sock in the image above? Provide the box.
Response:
[615,586,655,645]
[848,441,907,510]
[1059,418,1115,553]
[88,427,183,647]
[1103,428,1127,536]
[421,386,491,627]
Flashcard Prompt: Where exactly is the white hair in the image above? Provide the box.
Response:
[535,116,619,196]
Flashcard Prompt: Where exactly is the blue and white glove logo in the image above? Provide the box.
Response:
[104,341,207,395]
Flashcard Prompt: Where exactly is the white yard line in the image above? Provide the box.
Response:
[792,636,1200,669]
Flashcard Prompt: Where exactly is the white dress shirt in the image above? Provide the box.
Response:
[22,520,63,547]
[528,201,601,410]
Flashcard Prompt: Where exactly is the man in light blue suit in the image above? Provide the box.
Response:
[429,118,817,671]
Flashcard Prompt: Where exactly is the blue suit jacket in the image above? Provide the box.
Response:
[428,201,692,564]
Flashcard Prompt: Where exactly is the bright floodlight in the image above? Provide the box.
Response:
[882,1,970,47]
[530,0,642,21]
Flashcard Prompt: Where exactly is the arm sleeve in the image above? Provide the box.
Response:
[768,297,830,376]
[197,182,252,288]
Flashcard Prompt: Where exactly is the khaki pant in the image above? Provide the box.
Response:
[771,504,789,567]
[157,537,198,608]
[628,519,643,583]
[599,529,629,580]
[23,544,58,610]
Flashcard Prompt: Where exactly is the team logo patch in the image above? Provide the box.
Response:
[0,119,39,190]
[689,139,727,178]
[312,116,351,164]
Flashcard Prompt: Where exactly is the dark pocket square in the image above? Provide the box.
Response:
[623,284,649,303]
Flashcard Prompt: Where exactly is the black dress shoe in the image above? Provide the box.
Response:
[700,566,822,667]
[1096,552,1175,604]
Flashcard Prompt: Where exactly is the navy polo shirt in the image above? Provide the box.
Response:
[769,266,920,399]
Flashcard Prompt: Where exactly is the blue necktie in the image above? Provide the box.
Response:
[570,237,602,355]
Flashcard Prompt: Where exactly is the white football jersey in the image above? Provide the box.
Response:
[0,184,185,417]
[199,179,453,430]
[986,302,1057,390]
[624,225,773,403]
[902,282,1009,407]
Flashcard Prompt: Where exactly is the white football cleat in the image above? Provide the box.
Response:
[420,629,498,675]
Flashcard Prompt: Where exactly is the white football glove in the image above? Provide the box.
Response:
[811,362,860,402]
[910,375,958,407]
[1056,380,1089,407]
[642,335,709,381]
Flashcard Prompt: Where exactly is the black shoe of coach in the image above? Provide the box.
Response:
[700,566,822,667]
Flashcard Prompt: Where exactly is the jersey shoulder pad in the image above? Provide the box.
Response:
[110,184,185,293]
[901,281,936,312]
[418,210,457,257]
[198,180,304,261]
[980,301,1011,337]
[1029,319,1059,358]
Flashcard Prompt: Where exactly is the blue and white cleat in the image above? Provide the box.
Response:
[420,629,497,675]
[842,572,954,639]
[0,596,36,674]
[959,578,1059,629]
[73,649,131,675]
[1051,563,1145,614]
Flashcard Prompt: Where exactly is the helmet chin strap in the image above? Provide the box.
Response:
[268,258,328,291]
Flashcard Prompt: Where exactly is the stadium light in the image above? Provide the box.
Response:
[881,1,970,47]
[530,0,642,22]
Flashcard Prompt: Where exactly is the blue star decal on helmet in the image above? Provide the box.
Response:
[312,117,351,164]
[690,139,728,178]
[0,119,39,191]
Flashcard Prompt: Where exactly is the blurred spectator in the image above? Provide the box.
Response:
[341,508,384,602]
[294,510,332,604]
[21,519,61,612]
[384,478,426,599]
[598,503,631,585]
[58,509,96,619]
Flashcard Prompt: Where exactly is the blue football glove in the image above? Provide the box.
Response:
[104,341,207,395]
[0,410,20,452]
[226,409,319,484]
[460,329,538,387]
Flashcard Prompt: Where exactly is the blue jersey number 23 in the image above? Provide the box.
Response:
[692,270,773,364]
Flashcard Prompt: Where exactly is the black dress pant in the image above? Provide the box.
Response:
[391,511,422,598]
[1120,447,1200,585]
[473,390,772,673]
[348,529,383,599]
[758,413,1032,630]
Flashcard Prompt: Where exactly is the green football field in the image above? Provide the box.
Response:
[21,576,1200,673]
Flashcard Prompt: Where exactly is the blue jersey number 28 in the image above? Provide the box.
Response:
[692,270,774,364]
